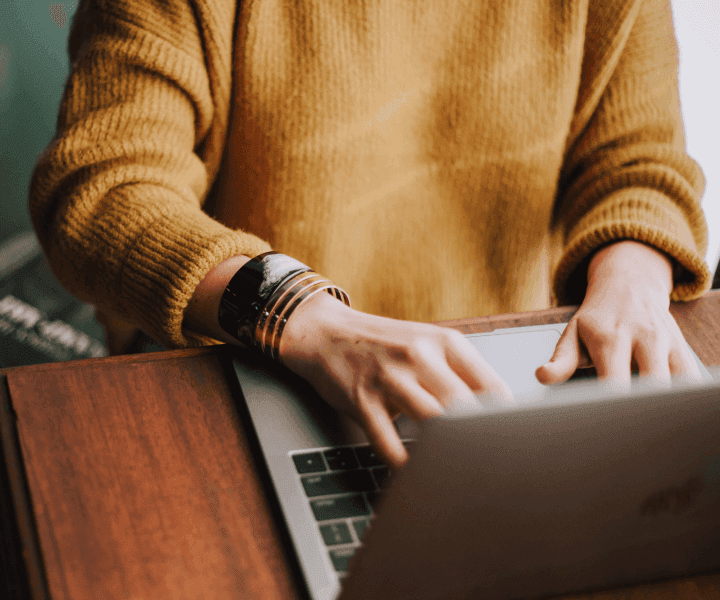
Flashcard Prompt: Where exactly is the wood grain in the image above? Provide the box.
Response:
[6,351,299,600]
[2,290,720,600]
[0,378,47,600]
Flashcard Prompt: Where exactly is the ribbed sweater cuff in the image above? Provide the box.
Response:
[553,188,712,305]
[116,195,272,349]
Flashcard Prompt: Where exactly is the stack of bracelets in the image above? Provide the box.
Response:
[218,251,351,363]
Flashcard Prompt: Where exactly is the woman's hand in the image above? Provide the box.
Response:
[280,293,512,469]
[536,240,703,388]
[185,254,511,469]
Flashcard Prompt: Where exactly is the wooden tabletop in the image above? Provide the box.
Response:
[1,292,720,600]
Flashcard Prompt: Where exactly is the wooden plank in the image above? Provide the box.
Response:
[0,345,219,376]
[2,290,720,599]
[0,376,49,600]
[435,304,578,333]
[668,291,720,367]
[6,351,299,600]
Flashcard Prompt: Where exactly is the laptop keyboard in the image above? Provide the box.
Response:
[286,372,598,583]
[291,442,412,578]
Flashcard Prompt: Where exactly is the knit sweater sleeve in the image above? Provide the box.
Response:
[552,0,711,305]
[28,0,271,349]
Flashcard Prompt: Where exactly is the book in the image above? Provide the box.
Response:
[0,231,107,367]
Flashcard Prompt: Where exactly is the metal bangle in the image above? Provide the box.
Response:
[267,280,349,362]
[217,251,350,361]
[217,251,311,347]
[255,272,328,352]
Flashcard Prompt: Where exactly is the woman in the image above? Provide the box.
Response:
[30,0,711,467]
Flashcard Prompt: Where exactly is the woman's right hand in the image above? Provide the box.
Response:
[185,255,512,469]
[280,292,513,469]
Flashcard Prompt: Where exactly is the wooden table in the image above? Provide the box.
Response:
[2,292,720,600]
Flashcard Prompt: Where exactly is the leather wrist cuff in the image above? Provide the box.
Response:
[217,251,350,361]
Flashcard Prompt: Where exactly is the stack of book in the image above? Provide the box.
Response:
[0,231,107,367]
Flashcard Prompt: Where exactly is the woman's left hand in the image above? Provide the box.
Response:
[536,240,703,389]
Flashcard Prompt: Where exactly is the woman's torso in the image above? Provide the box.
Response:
[213,0,589,321]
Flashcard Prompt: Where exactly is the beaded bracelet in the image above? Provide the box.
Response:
[218,252,350,362]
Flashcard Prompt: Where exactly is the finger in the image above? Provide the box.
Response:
[536,319,586,385]
[443,333,513,399]
[633,338,671,387]
[668,341,704,382]
[417,362,478,409]
[374,368,445,421]
[661,317,704,382]
[591,332,632,391]
[358,393,408,469]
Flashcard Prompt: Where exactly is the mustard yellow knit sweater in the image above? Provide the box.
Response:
[29,0,711,349]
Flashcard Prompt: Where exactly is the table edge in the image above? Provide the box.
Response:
[1,290,718,599]
[0,375,50,600]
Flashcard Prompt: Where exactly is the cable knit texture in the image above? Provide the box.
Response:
[29,0,711,349]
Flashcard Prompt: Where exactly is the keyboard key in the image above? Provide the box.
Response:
[292,452,326,474]
[372,466,390,489]
[355,445,384,468]
[365,491,381,510]
[319,522,353,546]
[330,547,356,572]
[302,471,376,497]
[352,518,370,540]
[324,448,359,471]
[311,495,370,521]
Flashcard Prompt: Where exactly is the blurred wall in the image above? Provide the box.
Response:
[671,0,720,275]
[0,0,718,271]
[0,1,77,243]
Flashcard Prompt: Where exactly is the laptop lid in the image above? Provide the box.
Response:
[338,375,720,600]
[229,323,711,600]
[230,323,570,600]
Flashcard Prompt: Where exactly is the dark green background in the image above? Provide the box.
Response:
[0,2,114,366]
[0,1,75,242]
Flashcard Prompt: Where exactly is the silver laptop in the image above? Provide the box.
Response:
[228,324,717,600]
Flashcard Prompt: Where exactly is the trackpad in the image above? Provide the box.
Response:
[465,328,562,403]
[396,327,565,435]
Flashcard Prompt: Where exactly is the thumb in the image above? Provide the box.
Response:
[536,319,583,385]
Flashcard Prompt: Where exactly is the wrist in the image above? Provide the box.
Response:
[185,255,252,345]
[587,240,673,296]
[279,291,354,364]
[204,252,351,360]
